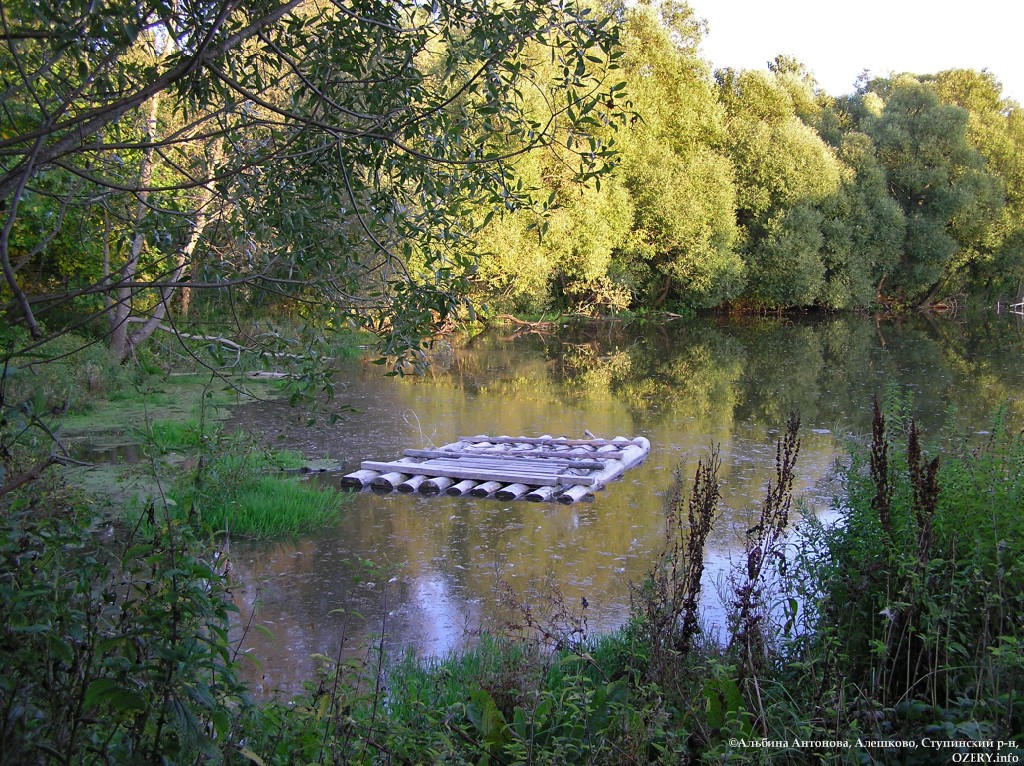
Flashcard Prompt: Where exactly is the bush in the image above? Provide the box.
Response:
[750,400,1024,765]
[0,501,249,764]
[0,328,123,414]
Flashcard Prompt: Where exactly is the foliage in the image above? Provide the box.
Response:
[612,2,742,310]
[0,328,124,415]
[4,394,1024,763]
[809,402,1024,724]
[1,0,626,370]
[0,501,249,765]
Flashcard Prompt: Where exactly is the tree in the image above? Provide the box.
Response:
[717,67,844,307]
[930,69,1024,299]
[817,131,905,308]
[614,1,742,309]
[0,0,625,365]
[858,75,1002,303]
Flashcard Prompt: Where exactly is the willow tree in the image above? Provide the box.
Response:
[716,67,844,307]
[930,69,1024,299]
[0,0,625,366]
[613,0,742,309]
[858,74,1002,304]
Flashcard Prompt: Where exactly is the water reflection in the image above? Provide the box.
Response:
[226,314,1024,694]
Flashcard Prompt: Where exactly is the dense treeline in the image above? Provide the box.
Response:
[477,1,1024,315]
[2,0,1023,368]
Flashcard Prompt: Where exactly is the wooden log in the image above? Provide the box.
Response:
[494,447,627,461]
[358,460,597,486]
[397,475,429,493]
[421,476,454,495]
[424,457,564,472]
[495,483,531,501]
[557,484,596,504]
[371,471,409,492]
[556,437,650,503]
[446,479,478,496]
[339,469,379,489]
[468,481,503,498]
[459,435,625,447]
[458,442,630,460]
[525,485,561,502]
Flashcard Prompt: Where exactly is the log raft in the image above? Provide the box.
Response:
[339,434,650,504]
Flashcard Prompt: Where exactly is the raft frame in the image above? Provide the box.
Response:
[340,434,650,504]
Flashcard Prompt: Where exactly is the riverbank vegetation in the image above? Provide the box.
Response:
[2,399,1022,763]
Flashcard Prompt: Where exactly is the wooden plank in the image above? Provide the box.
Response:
[415,455,564,470]
[494,447,628,461]
[403,448,608,469]
[555,437,650,502]
[460,445,625,459]
[439,439,632,461]
[358,460,597,486]
[458,435,634,448]
[424,457,575,473]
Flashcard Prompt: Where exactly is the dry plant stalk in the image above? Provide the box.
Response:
[870,397,894,535]
[637,446,720,677]
[729,413,801,680]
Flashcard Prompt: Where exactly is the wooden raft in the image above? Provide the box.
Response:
[340,434,651,504]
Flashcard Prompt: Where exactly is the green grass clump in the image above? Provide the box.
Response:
[143,419,208,450]
[185,475,342,538]
[170,443,345,537]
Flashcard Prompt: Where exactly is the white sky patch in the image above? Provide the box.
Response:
[684,0,1024,104]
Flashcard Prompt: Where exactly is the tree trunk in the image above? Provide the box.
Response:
[0,138,45,340]
[110,93,159,362]
[652,275,672,308]
[918,279,945,310]
[180,140,223,319]
[129,139,223,348]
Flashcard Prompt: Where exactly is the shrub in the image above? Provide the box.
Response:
[0,502,249,764]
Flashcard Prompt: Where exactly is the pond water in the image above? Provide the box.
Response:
[223,313,1024,694]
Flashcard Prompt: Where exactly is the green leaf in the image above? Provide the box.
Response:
[84,678,147,712]
[238,747,266,766]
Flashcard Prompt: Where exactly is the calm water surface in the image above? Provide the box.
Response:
[224,314,1024,693]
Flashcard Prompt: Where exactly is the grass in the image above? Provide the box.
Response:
[62,373,286,441]
[175,474,344,538]
[58,378,344,538]
[167,440,346,538]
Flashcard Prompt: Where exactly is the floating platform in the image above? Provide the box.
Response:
[340,434,651,504]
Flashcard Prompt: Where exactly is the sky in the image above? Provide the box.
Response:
[683,0,1024,104]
